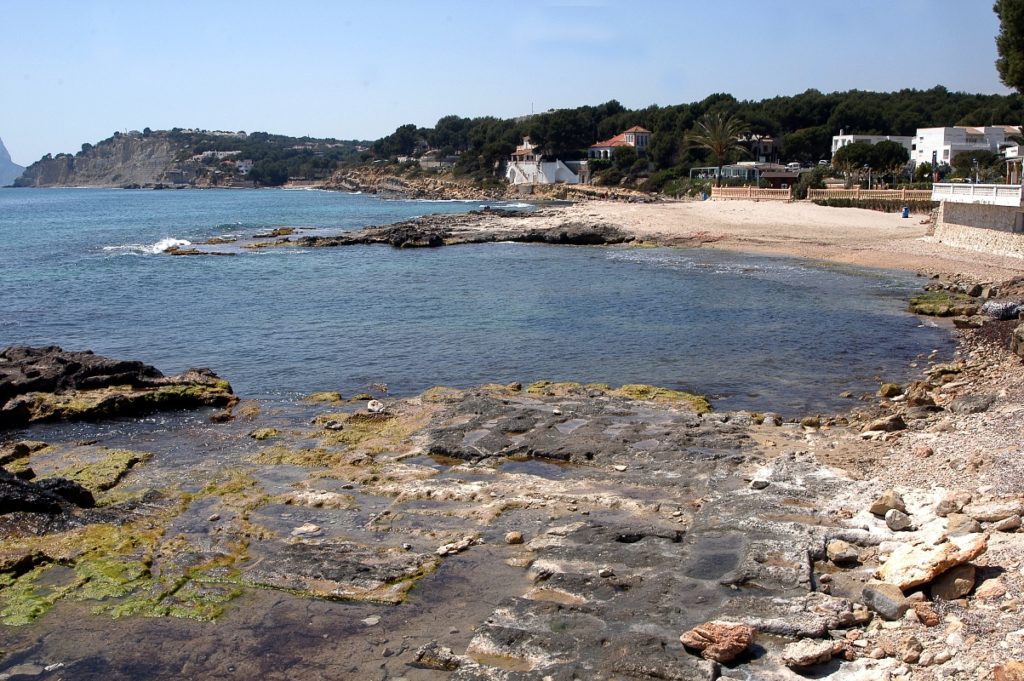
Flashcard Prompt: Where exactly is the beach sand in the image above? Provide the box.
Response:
[540,199,1024,281]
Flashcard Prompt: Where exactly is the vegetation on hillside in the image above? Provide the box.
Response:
[370,88,1024,190]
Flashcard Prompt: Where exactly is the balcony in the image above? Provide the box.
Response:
[931,183,1024,207]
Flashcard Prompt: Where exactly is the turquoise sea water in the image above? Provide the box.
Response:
[0,187,952,415]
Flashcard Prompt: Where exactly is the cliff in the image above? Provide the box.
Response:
[14,133,201,188]
[0,137,25,186]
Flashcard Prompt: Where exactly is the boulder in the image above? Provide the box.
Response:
[780,638,840,669]
[411,642,462,671]
[33,477,95,508]
[904,381,936,407]
[948,394,996,415]
[981,300,1021,320]
[869,489,906,517]
[875,533,987,590]
[862,582,909,621]
[679,621,756,663]
[930,563,975,601]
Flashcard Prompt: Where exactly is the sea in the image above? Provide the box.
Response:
[0,187,954,417]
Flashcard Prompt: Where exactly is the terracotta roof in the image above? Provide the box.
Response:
[622,126,651,134]
[590,127,651,149]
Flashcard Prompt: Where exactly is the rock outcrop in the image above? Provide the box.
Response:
[0,345,237,427]
[0,136,24,186]
[14,133,199,188]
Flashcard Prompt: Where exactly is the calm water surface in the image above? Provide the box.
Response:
[0,187,953,415]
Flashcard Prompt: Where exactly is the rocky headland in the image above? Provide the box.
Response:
[1,277,1023,679]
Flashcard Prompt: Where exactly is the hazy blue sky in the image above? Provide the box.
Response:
[1,0,1013,164]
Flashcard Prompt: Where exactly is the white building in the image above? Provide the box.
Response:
[505,137,579,185]
[911,126,1020,167]
[831,131,913,157]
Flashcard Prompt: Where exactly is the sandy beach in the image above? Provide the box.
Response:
[543,199,1024,281]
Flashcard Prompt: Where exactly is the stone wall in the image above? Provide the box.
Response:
[934,202,1024,258]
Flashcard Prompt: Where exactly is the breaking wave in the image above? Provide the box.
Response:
[103,237,192,255]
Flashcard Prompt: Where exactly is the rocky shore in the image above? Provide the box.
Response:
[1,276,1023,679]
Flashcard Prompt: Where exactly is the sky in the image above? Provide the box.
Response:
[1,0,1014,165]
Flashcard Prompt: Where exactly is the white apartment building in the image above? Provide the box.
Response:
[831,131,913,156]
[910,126,1020,167]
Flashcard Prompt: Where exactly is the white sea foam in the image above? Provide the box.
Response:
[490,202,534,209]
[103,237,192,255]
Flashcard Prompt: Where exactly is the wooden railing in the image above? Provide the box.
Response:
[807,188,933,201]
[711,187,792,201]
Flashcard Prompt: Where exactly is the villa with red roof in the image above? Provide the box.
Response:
[587,126,651,159]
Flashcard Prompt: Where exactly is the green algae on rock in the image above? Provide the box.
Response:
[908,290,977,316]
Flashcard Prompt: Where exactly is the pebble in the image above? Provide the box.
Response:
[993,514,1022,532]
[598,567,614,578]
[612,465,627,472]
[749,478,769,490]
[504,531,524,545]
[362,615,380,626]
[207,513,221,522]
[290,522,323,537]
[870,489,907,516]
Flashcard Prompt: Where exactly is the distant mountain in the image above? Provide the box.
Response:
[0,137,25,186]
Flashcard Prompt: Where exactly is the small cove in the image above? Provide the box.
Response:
[0,188,954,417]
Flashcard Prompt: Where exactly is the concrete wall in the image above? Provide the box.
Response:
[935,202,1024,258]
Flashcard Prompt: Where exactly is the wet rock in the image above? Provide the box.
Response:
[870,489,907,517]
[875,533,987,590]
[862,582,910,621]
[930,563,975,601]
[962,499,1024,522]
[504,531,524,545]
[780,638,840,668]
[290,523,323,538]
[827,539,860,566]
[33,477,95,508]
[437,535,477,557]
[0,467,63,514]
[678,621,755,663]
[412,642,462,671]
[885,509,913,531]
[0,345,236,428]
[879,383,903,398]
[800,416,821,428]
[248,427,280,441]
[947,513,983,536]
[904,381,936,407]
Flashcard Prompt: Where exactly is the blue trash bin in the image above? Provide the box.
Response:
[901,207,909,218]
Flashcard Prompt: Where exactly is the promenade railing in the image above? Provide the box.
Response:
[931,183,1024,207]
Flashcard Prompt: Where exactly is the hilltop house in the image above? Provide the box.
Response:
[505,137,580,186]
[587,126,651,159]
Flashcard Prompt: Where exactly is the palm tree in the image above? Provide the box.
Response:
[686,112,749,186]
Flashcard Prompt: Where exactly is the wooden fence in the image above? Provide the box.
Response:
[711,187,792,201]
[807,188,933,201]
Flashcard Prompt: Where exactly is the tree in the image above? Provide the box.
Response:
[995,0,1024,93]
[830,142,874,176]
[869,140,911,182]
[685,112,748,185]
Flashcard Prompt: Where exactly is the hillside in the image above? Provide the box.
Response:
[15,129,366,188]
[0,137,25,186]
